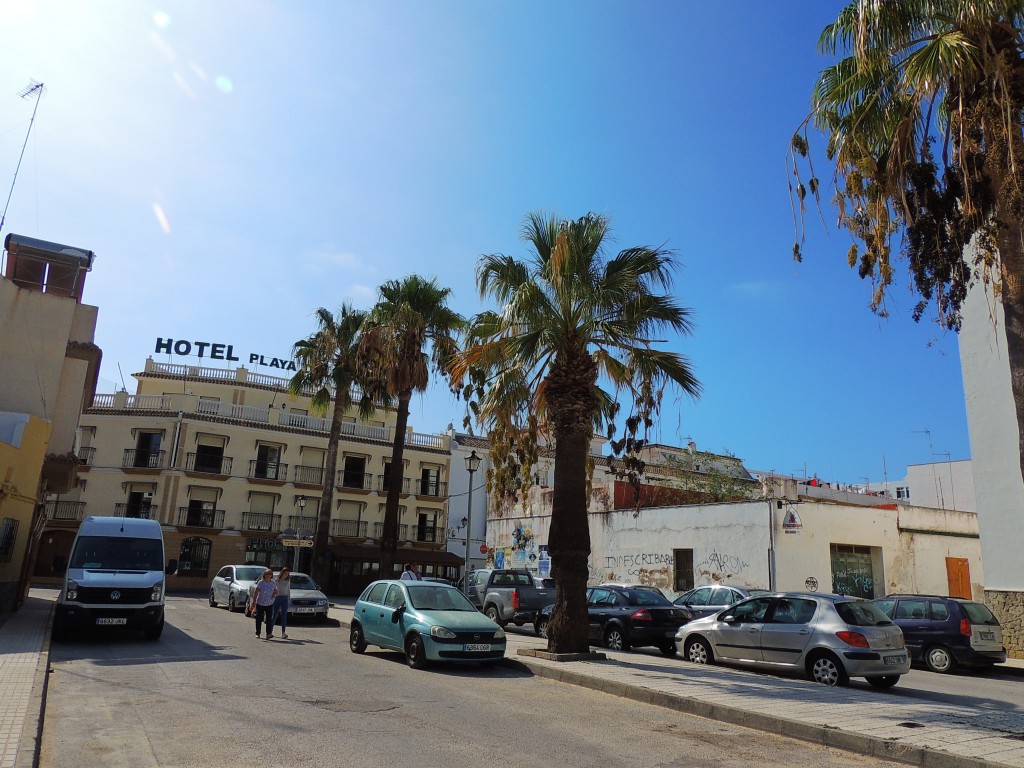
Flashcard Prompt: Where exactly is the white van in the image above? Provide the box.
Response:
[53,516,177,640]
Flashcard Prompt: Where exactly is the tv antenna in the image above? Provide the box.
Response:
[0,80,45,238]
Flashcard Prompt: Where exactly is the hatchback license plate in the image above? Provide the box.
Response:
[96,618,127,626]
[465,643,491,652]
[980,631,995,641]
[295,607,315,613]
[883,654,904,665]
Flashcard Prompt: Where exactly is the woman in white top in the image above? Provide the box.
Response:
[273,568,292,639]
[251,568,278,639]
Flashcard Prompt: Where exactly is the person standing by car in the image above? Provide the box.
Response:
[251,568,278,639]
[273,568,292,640]
[400,563,420,581]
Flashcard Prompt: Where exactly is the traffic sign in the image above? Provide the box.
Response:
[282,539,314,548]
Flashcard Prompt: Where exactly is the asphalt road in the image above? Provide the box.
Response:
[40,595,907,768]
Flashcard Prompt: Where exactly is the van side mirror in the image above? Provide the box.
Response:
[53,556,67,575]
[165,559,178,575]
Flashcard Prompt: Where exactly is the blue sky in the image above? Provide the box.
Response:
[0,1,970,485]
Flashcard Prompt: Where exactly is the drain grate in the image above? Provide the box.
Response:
[898,722,927,729]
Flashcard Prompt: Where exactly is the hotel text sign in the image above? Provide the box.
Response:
[154,337,297,371]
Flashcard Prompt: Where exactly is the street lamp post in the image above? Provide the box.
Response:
[295,496,306,571]
[463,450,481,597]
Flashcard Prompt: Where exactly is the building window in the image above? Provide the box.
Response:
[0,518,18,563]
[673,548,694,592]
[178,537,212,577]
[830,543,877,599]
[896,486,910,500]
[133,431,163,468]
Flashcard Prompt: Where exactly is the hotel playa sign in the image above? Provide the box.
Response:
[154,337,297,371]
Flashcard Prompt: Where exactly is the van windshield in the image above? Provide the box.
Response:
[69,536,163,571]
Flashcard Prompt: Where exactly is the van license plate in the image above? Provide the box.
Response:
[465,643,490,652]
[883,655,904,665]
[980,631,995,641]
[96,618,127,626]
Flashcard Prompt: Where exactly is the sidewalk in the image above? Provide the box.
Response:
[3,591,1024,768]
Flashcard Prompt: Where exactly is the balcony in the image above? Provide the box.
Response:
[285,412,332,431]
[337,471,373,492]
[413,525,439,543]
[113,503,156,519]
[76,447,95,468]
[286,515,318,532]
[242,512,281,532]
[176,507,226,529]
[185,453,233,476]
[373,523,408,540]
[248,460,288,483]
[416,479,447,498]
[197,398,271,423]
[293,465,325,486]
[45,500,86,521]
[331,519,367,538]
[122,449,166,470]
[376,475,410,495]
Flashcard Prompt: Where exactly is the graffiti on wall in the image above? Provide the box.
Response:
[489,520,542,571]
[598,552,673,587]
[696,549,748,583]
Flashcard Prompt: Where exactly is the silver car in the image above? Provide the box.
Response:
[245,572,330,622]
[209,564,267,613]
[675,592,911,688]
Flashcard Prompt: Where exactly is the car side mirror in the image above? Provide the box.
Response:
[721,613,736,623]
[165,559,178,575]
[53,556,67,575]
[391,605,405,623]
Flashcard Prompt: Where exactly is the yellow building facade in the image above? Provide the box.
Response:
[37,358,458,595]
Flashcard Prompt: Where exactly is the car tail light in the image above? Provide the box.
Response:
[836,631,869,648]
[960,618,972,637]
[631,609,652,621]
[512,590,520,610]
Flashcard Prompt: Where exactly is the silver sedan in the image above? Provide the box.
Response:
[675,592,911,688]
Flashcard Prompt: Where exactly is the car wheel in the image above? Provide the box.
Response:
[405,634,428,669]
[603,625,629,652]
[484,605,505,627]
[924,645,956,674]
[866,675,900,689]
[807,652,850,686]
[316,612,328,624]
[208,589,218,608]
[228,593,238,613]
[143,619,164,641]
[658,642,677,657]
[535,616,549,639]
[685,636,713,664]
[349,623,367,654]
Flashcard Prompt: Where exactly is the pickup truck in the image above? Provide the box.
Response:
[463,569,552,628]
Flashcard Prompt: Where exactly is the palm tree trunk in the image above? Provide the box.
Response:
[311,392,344,588]
[379,389,412,578]
[996,217,1024,490]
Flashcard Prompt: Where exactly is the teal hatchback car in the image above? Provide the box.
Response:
[350,580,506,668]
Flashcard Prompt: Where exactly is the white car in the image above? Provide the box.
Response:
[246,572,330,623]
[209,564,266,613]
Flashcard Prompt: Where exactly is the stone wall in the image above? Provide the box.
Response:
[985,589,1024,658]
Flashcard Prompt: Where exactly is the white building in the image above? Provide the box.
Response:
[866,459,977,512]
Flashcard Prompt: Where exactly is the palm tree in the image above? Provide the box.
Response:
[453,211,701,654]
[358,276,464,578]
[791,0,1024,484]
[289,305,372,588]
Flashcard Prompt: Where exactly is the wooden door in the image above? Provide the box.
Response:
[945,557,971,599]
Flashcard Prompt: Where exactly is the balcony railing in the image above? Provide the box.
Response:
[416,480,447,497]
[286,515,318,532]
[337,471,373,491]
[123,449,166,469]
[76,447,95,467]
[413,525,439,543]
[376,475,410,494]
[176,507,225,529]
[341,421,390,442]
[331,519,367,538]
[406,432,446,450]
[185,453,233,475]
[197,399,270,423]
[286,412,332,431]
[113,503,156,519]
[248,460,287,481]
[45,500,86,521]
[242,512,281,532]
[293,465,325,485]
[373,523,408,540]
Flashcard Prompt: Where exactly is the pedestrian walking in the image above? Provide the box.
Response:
[273,567,292,640]
[251,567,278,639]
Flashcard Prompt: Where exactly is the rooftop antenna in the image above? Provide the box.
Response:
[117,363,128,393]
[0,80,45,238]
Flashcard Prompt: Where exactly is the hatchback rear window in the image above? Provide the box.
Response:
[961,602,1000,626]
[835,601,893,627]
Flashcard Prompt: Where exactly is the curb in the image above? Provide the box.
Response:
[15,602,53,768]
[516,659,1007,768]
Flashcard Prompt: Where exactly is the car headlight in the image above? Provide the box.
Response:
[150,582,163,602]
[317,598,327,606]
[493,627,506,640]
[65,580,78,601]
[430,626,457,639]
